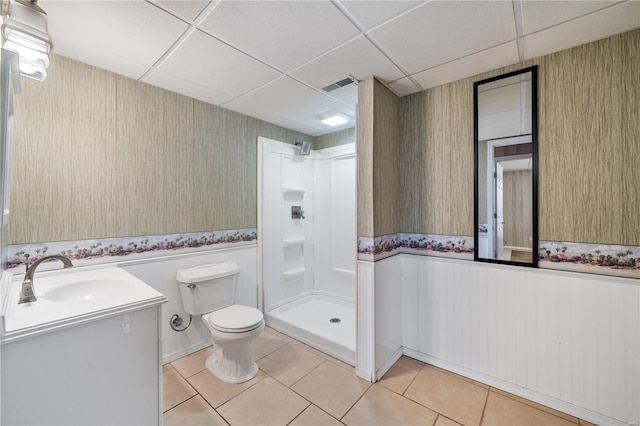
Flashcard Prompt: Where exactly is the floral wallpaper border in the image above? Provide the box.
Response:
[4,228,257,272]
[358,233,639,279]
[357,233,474,262]
[538,240,639,279]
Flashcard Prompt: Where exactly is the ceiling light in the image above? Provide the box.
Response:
[1,0,52,81]
[319,112,350,127]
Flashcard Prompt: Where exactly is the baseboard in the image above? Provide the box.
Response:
[376,346,403,381]
[403,348,631,426]
[162,340,211,365]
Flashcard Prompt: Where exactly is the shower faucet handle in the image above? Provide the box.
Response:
[292,206,305,219]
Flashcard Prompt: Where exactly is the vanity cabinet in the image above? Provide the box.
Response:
[1,305,163,425]
[0,267,167,425]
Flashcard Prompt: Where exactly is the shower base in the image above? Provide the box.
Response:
[265,294,356,365]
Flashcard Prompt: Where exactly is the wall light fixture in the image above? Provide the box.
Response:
[1,0,52,81]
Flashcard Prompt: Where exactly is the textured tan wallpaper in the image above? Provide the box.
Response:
[503,170,532,248]
[11,54,312,244]
[400,29,639,246]
[356,78,374,237]
[356,78,402,237]
[315,127,355,150]
[537,30,640,245]
[372,79,401,237]
[400,80,475,236]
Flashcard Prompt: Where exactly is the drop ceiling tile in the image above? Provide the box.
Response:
[290,36,404,88]
[522,1,640,60]
[341,94,359,108]
[152,29,281,98]
[337,1,421,29]
[152,0,210,21]
[221,97,289,125]
[370,1,516,74]
[144,68,233,106]
[272,116,325,136]
[42,1,190,80]
[411,41,519,90]
[330,84,359,101]
[520,1,622,35]
[388,78,422,97]
[223,77,335,119]
[199,1,360,71]
[287,101,356,130]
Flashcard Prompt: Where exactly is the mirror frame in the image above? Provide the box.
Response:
[473,66,539,267]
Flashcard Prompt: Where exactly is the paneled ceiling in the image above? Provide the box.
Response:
[39,0,640,136]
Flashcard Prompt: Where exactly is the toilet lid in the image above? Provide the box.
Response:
[204,304,263,333]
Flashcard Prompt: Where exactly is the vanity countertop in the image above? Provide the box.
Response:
[0,266,167,343]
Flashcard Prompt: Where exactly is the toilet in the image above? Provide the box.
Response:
[176,262,264,384]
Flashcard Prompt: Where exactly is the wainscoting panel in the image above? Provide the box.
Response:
[121,245,258,364]
[374,255,403,378]
[402,254,639,425]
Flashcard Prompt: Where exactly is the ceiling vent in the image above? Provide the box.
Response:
[321,75,358,93]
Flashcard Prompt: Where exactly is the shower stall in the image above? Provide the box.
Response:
[257,136,356,365]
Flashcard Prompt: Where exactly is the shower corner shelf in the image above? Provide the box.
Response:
[282,188,305,198]
[282,267,305,280]
[282,237,305,247]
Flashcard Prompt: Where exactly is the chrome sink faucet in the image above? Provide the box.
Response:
[19,255,73,304]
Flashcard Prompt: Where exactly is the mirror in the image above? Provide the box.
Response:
[474,66,538,266]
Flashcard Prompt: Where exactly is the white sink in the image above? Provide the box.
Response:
[1,266,167,342]
[43,279,132,302]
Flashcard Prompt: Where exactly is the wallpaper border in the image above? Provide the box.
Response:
[5,228,257,272]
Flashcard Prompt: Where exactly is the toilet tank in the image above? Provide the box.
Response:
[176,262,240,316]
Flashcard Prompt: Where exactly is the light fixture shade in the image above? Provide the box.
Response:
[319,112,350,127]
[1,0,52,81]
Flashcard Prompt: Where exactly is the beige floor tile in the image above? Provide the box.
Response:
[405,365,488,426]
[163,367,197,412]
[217,377,309,425]
[433,365,489,390]
[276,332,313,350]
[491,388,578,423]
[170,346,212,379]
[309,348,354,370]
[163,395,227,426]
[188,368,266,408]
[252,331,289,360]
[377,356,425,395]
[258,343,325,386]
[343,384,438,426]
[292,361,371,419]
[290,405,343,426]
[482,392,577,426]
[435,415,462,426]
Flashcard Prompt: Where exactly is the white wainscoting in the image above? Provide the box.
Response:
[356,260,375,381]
[121,245,257,364]
[374,255,403,378]
[402,254,639,426]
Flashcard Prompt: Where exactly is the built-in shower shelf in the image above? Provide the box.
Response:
[282,238,305,247]
[282,188,305,199]
[282,267,305,280]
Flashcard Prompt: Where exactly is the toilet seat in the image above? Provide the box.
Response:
[203,304,263,333]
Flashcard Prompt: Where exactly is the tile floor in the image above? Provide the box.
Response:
[163,327,597,426]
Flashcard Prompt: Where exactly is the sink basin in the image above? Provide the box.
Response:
[43,279,132,302]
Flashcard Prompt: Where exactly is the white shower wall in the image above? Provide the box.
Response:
[259,137,355,312]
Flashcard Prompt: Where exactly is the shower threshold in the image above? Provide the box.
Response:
[265,294,356,366]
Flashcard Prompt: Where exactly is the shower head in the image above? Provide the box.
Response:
[296,141,312,155]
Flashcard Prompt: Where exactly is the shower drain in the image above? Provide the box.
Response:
[329,318,341,323]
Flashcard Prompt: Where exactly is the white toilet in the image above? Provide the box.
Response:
[176,262,265,384]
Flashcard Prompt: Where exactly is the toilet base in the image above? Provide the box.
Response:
[205,346,259,384]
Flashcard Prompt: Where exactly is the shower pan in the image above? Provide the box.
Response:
[257,136,356,365]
